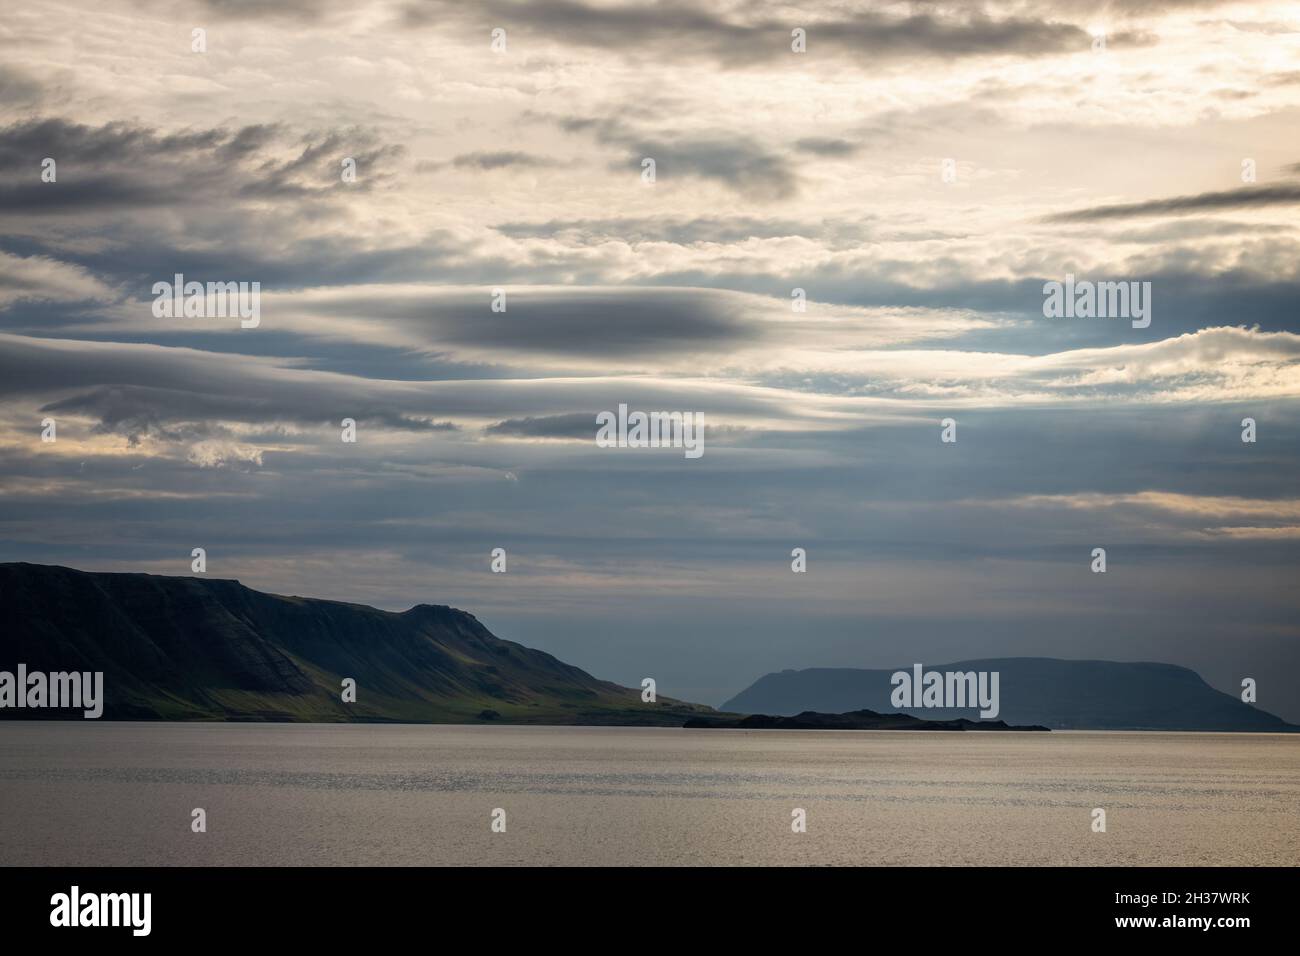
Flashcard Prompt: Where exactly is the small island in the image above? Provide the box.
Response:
[683,708,1049,731]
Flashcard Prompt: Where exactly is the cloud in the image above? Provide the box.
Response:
[999,491,1300,538]
[451,151,560,170]
[187,440,265,469]
[624,137,798,199]
[5,321,1298,467]
[794,137,861,157]
[1044,184,1300,223]
[0,65,47,109]
[401,1,1095,65]
[557,116,800,200]
[163,0,359,23]
[0,118,403,214]
[95,284,1003,372]
[486,413,596,439]
[494,215,840,245]
[2,0,1300,721]
[0,251,116,308]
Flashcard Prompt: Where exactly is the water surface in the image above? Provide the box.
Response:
[1,723,1296,866]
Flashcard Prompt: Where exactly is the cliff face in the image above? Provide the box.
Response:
[722,659,1296,732]
[0,563,706,724]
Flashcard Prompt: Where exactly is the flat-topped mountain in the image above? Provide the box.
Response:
[722,658,1295,732]
[0,562,708,724]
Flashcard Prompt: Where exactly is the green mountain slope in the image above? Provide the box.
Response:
[0,563,709,724]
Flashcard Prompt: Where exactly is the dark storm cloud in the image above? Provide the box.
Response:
[0,119,220,211]
[1043,183,1300,223]
[0,116,446,299]
[0,118,403,213]
[0,330,798,442]
[39,385,459,445]
[0,230,472,304]
[619,138,797,200]
[37,387,228,446]
[297,286,762,358]
[217,123,284,159]
[402,0,1095,65]
[0,335,460,439]
[558,116,798,200]
[486,413,595,438]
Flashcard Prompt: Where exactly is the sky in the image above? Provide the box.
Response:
[1,0,1298,717]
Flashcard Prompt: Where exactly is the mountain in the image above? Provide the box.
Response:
[0,563,709,724]
[722,658,1296,732]
[684,709,1048,732]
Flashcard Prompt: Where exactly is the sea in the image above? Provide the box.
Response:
[1,723,1296,866]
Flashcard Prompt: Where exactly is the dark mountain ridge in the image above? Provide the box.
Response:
[0,563,707,724]
[723,658,1295,732]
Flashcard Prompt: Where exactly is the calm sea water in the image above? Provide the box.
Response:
[1,723,1296,866]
